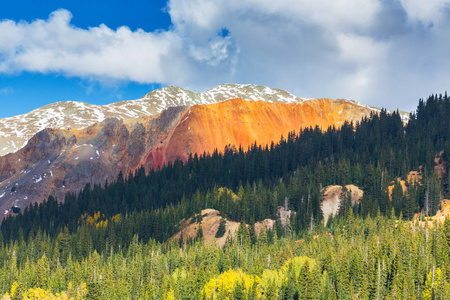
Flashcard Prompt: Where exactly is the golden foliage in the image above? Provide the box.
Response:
[81,212,121,228]
[2,282,73,300]
[202,269,260,299]
[217,187,239,201]
[165,289,175,300]
[21,288,71,299]
[2,281,88,300]
[422,268,450,299]
[110,214,121,223]
[95,220,108,228]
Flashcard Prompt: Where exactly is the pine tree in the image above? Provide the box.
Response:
[35,253,50,289]
[338,186,352,217]
[215,218,227,238]
[237,221,251,248]
[258,224,268,246]
[86,282,102,300]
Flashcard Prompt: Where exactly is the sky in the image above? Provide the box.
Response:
[0,0,449,118]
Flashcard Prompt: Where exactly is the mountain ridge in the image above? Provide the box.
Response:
[0,84,408,156]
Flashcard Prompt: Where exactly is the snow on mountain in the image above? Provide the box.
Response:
[0,84,407,156]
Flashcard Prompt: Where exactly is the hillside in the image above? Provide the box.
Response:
[0,98,376,216]
[0,93,449,299]
[165,98,377,162]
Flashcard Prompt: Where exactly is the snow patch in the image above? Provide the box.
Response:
[33,175,42,183]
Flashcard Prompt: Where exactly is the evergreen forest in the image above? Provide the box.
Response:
[1,93,450,299]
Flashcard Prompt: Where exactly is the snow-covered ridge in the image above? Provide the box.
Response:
[339,99,410,122]
[0,84,399,156]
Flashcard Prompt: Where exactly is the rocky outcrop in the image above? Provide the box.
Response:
[171,209,275,247]
[321,184,364,224]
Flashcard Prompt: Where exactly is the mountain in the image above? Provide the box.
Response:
[0,84,408,157]
[0,96,379,217]
[0,84,305,156]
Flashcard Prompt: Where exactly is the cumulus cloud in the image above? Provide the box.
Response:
[0,10,186,84]
[0,1,449,110]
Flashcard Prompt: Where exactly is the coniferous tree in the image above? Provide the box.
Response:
[338,187,352,217]
[215,218,227,238]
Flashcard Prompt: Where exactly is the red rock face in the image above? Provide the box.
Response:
[0,98,375,215]
[161,98,375,165]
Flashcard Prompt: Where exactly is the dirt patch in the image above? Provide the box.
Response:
[388,170,425,200]
[408,171,422,184]
[413,199,450,227]
[254,219,275,236]
[321,185,363,224]
[171,209,239,247]
[172,209,275,247]
[388,178,408,200]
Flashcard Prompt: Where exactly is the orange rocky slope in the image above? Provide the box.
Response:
[0,98,376,215]
[162,98,374,163]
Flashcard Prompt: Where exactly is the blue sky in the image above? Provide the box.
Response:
[1,0,450,118]
[0,0,170,117]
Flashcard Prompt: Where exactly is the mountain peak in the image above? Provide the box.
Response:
[0,84,399,156]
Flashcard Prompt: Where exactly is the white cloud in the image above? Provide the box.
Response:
[0,10,186,84]
[336,34,388,65]
[400,0,450,25]
[0,1,449,111]
[169,0,381,34]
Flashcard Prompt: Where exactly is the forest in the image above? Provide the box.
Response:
[0,93,449,299]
